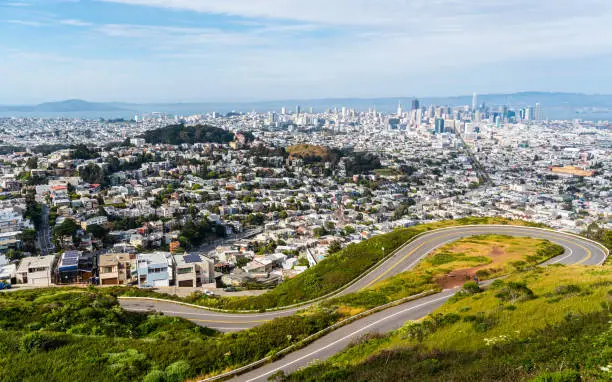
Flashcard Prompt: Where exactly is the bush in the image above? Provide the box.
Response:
[462,281,482,295]
[531,370,581,382]
[165,361,190,382]
[475,269,490,278]
[495,282,535,303]
[553,285,581,295]
[20,332,66,353]
[143,370,167,382]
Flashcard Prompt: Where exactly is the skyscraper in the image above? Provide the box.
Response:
[434,118,445,134]
[534,103,543,121]
[472,92,478,111]
[296,105,301,115]
[397,101,403,116]
[411,99,420,111]
[524,106,533,121]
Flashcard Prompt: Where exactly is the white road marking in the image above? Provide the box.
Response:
[244,294,452,382]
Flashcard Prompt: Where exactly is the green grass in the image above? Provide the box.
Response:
[319,235,563,314]
[283,266,612,382]
[0,287,340,382]
[122,217,546,311]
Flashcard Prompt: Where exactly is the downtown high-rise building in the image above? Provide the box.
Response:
[411,99,420,110]
[534,103,543,121]
[472,92,478,111]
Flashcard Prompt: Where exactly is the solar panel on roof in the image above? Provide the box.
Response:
[62,258,78,266]
[184,254,200,263]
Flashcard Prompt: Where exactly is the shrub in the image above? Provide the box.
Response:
[531,370,581,382]
[553,285,581,295]
[495,282,535,303]
[475,269,490,278]
[165,361,190,382]
[143,370,167,382]
[462,281,482,295]
[20,332,66,353]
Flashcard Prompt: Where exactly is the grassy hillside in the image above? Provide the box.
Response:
[320,235,562,314]
[0,223,573,382]
[284,266,612,382]
[0,288,339,382]
[286,144,335,162]
[123,217,546,311]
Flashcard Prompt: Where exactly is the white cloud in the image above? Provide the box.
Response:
[5,2,32,7]
[4,0,612,102]
[99,0,611,27]
[60,19,93,27]
[6,19,46,27]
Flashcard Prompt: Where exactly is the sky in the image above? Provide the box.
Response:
[2,0,612,104]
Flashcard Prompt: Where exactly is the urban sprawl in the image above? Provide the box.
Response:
[0,96,610,293]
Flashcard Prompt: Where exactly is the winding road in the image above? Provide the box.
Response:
[118,225,608,381]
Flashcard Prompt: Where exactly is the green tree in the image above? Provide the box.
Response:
[86,224,108,240]
[79,163,104,184]
[328,240,342,254]
[20,229,38,253]
[53,219,79,245]
[25,156,38,169]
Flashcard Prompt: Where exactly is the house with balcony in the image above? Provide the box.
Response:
[136,251,174,288]
[174,253,215,287]
[98,253,134,285]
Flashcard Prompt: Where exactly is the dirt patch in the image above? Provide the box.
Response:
[488,246,504,257]
[436,269,473,289]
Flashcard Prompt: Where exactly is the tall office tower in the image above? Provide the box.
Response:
[434,118,445,134]
[296,105,301,115]
[524,106,533,121]
[415,109,422,128]
[281,107,287,115]
[472,92,478,111]
[397,101,403,116]
[534,103,543,121]
[411,98,420,110]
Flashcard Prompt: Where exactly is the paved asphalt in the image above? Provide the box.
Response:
[117,225,608,381]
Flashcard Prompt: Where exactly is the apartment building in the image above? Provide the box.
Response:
[174,253,215,287]
[99,253,134,285]
[16,255,56,286]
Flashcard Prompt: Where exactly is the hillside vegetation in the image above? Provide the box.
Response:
[0,288,339,382]
[142,124,234,145]
[284,266,612,382]
[286,144,340,163]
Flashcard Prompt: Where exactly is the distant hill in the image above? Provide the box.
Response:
[142,124,234,145]
[0,99,128,112]
[287,144,337,163]
[4,92,612,120]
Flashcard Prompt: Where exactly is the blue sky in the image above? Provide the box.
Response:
[1,0,612,104]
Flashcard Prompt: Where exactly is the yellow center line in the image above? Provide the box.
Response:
[539,234,593,265]
[574,242,592,265]
[188,319,269,324]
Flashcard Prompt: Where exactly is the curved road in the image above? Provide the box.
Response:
[118,225,608,381]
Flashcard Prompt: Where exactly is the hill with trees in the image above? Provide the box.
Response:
[142,124,234,145]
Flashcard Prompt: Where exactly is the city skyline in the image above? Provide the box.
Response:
[2,0,612,104]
